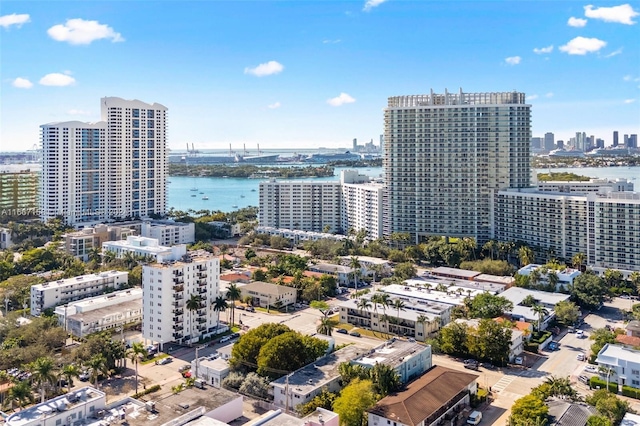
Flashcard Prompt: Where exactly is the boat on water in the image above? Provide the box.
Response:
[202,196,209,200]
[169,143,280,165]
[303,151,361,163]
[191,194,196,197]
[199,192,204,194]
[190,187,198,191]
[251,189,256,192]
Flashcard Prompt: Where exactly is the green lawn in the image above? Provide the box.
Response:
[141,353,169,365]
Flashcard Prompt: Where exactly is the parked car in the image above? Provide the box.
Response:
[576,330,586,338]
[155,357,173,365]
[514,356,523,365]
[578,375,589,384]
[349,330,361,337]
[245,306,255,313]
[464,363,480,371]
[576,353,585,361]
[467,411,483,425]
[463,359,478,365]
[584,365,598,373]
[79,371,90,381]
[336,328,348,334]
[178,365,190,373]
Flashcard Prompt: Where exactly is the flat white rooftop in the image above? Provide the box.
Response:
[33,270,127,290]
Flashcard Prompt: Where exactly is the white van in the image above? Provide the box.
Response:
[467,411,482,425]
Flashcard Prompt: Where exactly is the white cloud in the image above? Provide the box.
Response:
[559,36,607,55]
[533,45,554,54]
[527,94,539,100]
[584,4,638,25]
[363,0,387,12]
[0,13,30,29]
[39,73,76,86]
[545,92,554,98]
[624,98,636,104]
[623,75,640,82]
[267,102,281,109]
[568,17,588,27]
[12,77,33,89]
[67,109,92,115]
[505,56,521,65]
[47,18,124,45]
[322,39,341,44]
[244,60,284,77]
[605,47,623,57]
[327,93,356,107]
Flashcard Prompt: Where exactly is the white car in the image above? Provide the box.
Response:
[584,365,598,373]
[467,411,482,425]
[576,330,585,338]
[576,353,585,361]
[514,357,523,365]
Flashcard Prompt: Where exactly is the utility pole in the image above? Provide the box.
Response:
[284,373,291,414]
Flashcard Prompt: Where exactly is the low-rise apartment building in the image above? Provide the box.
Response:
[30,270,129,316]
[254,227,350,246]
[103,235,187,262]
[500,287,571,329]
[536,178,633,194]
[191,356,230,388]
[367,366,478,426]
[270,345,369,410]
[142,250,220,346]
[54,288,142,338]
[308,263,354,286]
[140,220,195,246]
[64,224,136,261]
[517,264,581,290]
[596,343,640,389]
[351,339,432,383]
[5,387,105,426]
[238,281,297,309]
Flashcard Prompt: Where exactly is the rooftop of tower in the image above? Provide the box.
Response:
[387,88,527,108]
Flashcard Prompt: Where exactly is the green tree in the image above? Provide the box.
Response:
[230,323,293,371]
[127,342,147,395]
[256,332,328,378]
[542,376,578,400]
[509,395,548,426]
[554,300,581,325]
[438,322,469,357]
[226,283,242,324]
[629,271,640,295]
[393,262,417,281]
[370,363,401,397]
[572,252,586,270]
[531,303,550,331]
[61,364,81,394]
[586,415,612,426]
[238,372,270,399]
[602,269,623,289]
[211,296,228,328]
[518,246,535,267]
[28,356,57,403]
[570,272,608,310]
[589,328,617,361]
[474,319,512,366]
[469,293,514,319]
[586,389,631,426]
[333,379,376,426]
[5,380,32,411]
[391,299,406,335]
[186,294,203,338]
[85,354,108,388]
[296,387,337,416]
[317,316,338,336]
[349,257,362,290]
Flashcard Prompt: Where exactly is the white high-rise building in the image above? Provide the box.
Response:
[340,170,383,239]
[383,89,531,243]
[40,98,167,227]
[142,250,220,346]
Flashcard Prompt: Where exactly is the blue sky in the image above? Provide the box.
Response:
[1,0,639,151]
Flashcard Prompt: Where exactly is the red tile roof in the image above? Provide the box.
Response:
[368,366,478,426]
[616,334,640,348]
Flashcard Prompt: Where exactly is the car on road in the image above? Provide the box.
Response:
[79,371,90,381]
[349,330,361,337]
[220,335,234,343]
[584,365,598,373]
[578,375,590,384]
[336,328,348,334]
[576,330,586,338]
[178,365,190,373]
[245,306,255,313]
[576,353,585,361]
[548,341,560,351]
[155,357,173,365]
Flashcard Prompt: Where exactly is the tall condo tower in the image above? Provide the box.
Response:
[40,98,168,226]
[383,89,531,243]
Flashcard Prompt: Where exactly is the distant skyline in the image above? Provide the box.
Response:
[1,0,639,151]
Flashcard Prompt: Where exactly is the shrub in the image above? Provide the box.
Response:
[222,371,245,390]
[132,384,161,398]
[621,385,640,399]
[589,376,617,393]
[524,342,539,353]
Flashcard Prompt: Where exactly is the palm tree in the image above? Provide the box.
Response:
[87,247,102,264]
[416,314,428,339]
[211,296,228,330]
[61,364,80,394]
[518,246,534,267]
[86,354,108,389]
[349,257,362,291]
[186,294,203,340]
[391,299,406,336]
[572,252,586,270]
[598,365,616,391]
[103,249,116,265]
[629,271,640,296]
[5,380,32,411]
[226,283,242,325]
[543,375,577,399]
[531,303,549,331]
[547,270,559,290]
[128,342,147,395]
[356,298,372,317]
[28,357,57,403]
[317,316,339,336]
[122,251,138,270]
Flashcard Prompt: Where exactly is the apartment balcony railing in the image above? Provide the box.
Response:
[172,301,184,307]
[173,271,184,277]
[173,325,184,331]
[197,309,206,316]
[196,325,207,332]
[173,332,183,339]
[196,318,206,324]
[197,265,207,271]
[197,280,207,286]
[172,285,184,292]
[197,272,207,279]
[172,308,184,315]
[173,316,183,322]
[173,278,184,285]
[173,294,184,300]
[197,288,207,294]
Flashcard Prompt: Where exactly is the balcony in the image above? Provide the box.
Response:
[197,265,207,271]
[173,324,184,331]
[197,272,207,279]
[172,308,184,315]
[173,294,184,300]
[197,288,207,294]
[172,301,184,307]
[196,317,206,324]
[196,325,207,332]
[173,278,184,285]
[173,271,183,277]
[197,309,206,316]
[172,332,183,339]
[197,279,207,286]
[172,285,184,292]
[172,316,183,322]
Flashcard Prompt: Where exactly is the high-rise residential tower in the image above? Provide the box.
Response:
[40,98,167,226]
[544,132,555,152]
[613,131,619,147]
[382,89,531,243]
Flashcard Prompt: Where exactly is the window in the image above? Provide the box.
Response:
[133,109,140,118]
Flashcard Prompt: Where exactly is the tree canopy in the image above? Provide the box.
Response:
[332,379,377,426]
[509,395,548,426]
[570,272,608,310]
[469,293,513,319]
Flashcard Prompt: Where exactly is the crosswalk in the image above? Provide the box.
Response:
[491,376,515,393]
